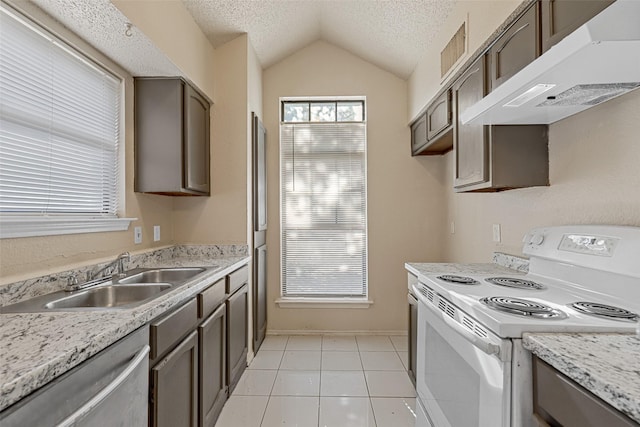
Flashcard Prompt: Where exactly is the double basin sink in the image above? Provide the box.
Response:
[1,267,210,313]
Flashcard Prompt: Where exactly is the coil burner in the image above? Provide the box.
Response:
[570,302,639,322]
[480,296,567,319]
[436,275,479,285]
[485,277,545,290]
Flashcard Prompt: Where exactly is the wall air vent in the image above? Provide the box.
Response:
[441,22,466,78]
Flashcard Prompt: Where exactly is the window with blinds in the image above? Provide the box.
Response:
[280,100,367,298]
[0,4,122,226]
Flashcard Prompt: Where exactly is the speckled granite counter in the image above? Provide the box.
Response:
[405,252,527,280]
[524,333,640,423]
[0,249,250,412]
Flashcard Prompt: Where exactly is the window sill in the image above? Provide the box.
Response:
[276,298,373,309]
[0,216,137,239]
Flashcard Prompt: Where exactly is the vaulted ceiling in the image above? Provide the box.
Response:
[182,0,456,79]
[29,0,456,80]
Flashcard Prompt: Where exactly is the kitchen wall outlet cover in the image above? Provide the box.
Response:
[153,225,160,242]
[134,226,142,244]
[450,221,455,234]
[493,224,501,242]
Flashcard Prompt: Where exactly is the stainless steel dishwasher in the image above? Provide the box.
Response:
[0,325,150,427]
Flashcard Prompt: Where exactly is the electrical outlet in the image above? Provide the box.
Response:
[450,221,456,234]
[153,225,161,242]
[134,226,142,244]
[492,224,501,242]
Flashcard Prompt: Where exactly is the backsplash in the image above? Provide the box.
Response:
[492,251,529,273]
[0,245,248,307]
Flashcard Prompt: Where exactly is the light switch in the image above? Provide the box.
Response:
[492,224,501,242]
[153,225,161,242]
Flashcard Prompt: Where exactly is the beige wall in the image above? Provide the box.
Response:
[444,89,640,262]
[0,4,175,284]
[408,0,520,121]
[263,41,446,333]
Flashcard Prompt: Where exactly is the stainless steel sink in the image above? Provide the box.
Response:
[44,284,172,309]
[0,266,211,313]
[116,267,206,285]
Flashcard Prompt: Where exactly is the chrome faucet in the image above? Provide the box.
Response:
[67,252,131,292]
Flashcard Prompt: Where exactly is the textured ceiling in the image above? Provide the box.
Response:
[182,0,456,79]
[28,0,182,77]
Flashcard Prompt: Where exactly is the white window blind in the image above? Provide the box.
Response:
[0,5,121,217]
[281,121,367,298]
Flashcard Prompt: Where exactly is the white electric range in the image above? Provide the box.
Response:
[408,225,640,427]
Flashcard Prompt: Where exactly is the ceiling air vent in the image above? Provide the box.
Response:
[441,22,466,78]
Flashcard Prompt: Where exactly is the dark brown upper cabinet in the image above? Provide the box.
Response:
[135,78,211,196]
[541,0,614,53]
[411,88,453,156]
[489,3,540,91]
[453,56,549,192]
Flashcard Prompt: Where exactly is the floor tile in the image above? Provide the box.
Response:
[287,335,322,350]
[319,397,376,427]
[248,350,283,370]
[280,350,322,370]
[365,371,416,398]
[322,335,358,351]
[214,395,268,427]
[260,335,289,350]
[271,370,321,396]
[261,396,319,427]
[360,351,405,371]
[370,397,416,427]
[232,370,277,396]
[322,351,362,371]
[356,336,395,352]
[321,370,369,397]
[397,351,409,370]
[389,335,409,352]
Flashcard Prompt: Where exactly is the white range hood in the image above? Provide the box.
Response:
[460,0,640,125]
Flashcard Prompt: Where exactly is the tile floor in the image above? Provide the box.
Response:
[215,335,416,427]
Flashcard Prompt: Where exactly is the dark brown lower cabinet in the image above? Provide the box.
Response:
[150,330,198,427]
[227,284,248,394]
[198,303,226,427]
[407,290,418,385]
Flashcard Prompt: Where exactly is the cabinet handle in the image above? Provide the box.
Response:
[496,22,530,54]
[57,345,150,427]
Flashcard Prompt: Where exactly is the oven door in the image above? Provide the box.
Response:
[414,283,512,427]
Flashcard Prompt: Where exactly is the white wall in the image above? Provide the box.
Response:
[263,41,446,333]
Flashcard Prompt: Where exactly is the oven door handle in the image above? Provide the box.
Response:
[441,313,502,357]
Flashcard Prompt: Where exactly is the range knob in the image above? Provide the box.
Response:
[530,234,545,245]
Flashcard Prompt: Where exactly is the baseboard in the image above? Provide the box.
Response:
[267,329,407,336]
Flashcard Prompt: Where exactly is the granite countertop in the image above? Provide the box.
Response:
[524,333,640,423]
[405,252,529,279]
[0,252,250,412]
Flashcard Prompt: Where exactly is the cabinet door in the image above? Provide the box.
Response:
[226,284,248,394]
[454,56,489,189]
[184,84,210,194]
[426,89,452,140]
[489,4,539,90]
[541,0,614,52]
[199,304,226,427]
[253,113,267,232]
[410,113,428,155]
[253,244,267,352]
[150,330,198,427]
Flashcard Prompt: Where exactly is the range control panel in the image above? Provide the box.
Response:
[558,234,619,257]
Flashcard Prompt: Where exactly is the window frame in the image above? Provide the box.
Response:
[277,96,371,307]
[0,2,134,239]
